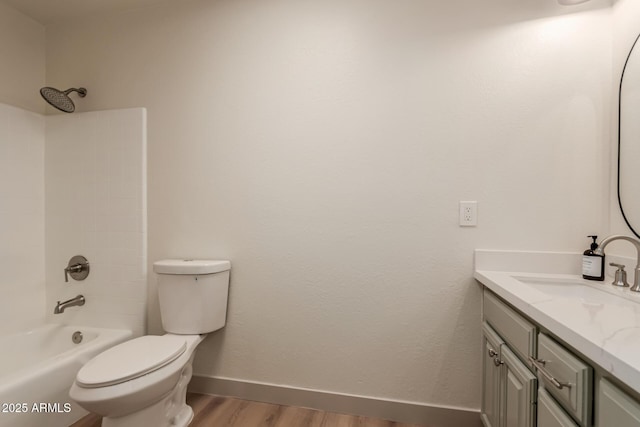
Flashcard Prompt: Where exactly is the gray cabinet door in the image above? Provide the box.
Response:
[502,346,537,427]
[538,387,579,427]
[482,323,504,427]
[596,379,640,427]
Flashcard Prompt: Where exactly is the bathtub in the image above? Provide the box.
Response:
[0,324,132,427]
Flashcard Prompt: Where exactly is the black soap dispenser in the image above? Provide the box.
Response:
[582,235,605,281]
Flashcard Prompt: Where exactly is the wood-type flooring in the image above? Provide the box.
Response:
[70,393,429,427]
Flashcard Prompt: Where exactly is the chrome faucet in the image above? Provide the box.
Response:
[54,295,85,314]
[594,235,640,292]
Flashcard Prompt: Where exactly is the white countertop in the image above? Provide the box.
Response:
[474,250,640,394]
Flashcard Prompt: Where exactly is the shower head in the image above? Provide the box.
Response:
[39,86,87,113]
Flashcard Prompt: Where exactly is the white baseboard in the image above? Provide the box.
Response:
[189,375,481,427]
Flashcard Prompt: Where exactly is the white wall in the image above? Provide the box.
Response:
[45,108,147,336]
[0,103,45,335]
[44,0,612,410]
[0,2,45,113]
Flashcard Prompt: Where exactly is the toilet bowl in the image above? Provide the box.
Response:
[70,260,230,427]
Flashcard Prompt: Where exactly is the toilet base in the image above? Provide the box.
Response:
[102,397,193,427]
[101,394,193,427]
[100,354,195,427]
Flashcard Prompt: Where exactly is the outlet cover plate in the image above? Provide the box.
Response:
[459,201,477,227]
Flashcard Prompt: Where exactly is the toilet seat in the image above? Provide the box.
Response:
[76,335,187,388]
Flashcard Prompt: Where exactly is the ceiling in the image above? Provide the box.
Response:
[3,0,614,27]
[1,0,170,25]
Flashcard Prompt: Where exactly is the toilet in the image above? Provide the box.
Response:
[69,259,231,427]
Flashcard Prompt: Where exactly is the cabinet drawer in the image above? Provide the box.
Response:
[534,333,592,426]
[538,387,579,427]
[483,289,536,362]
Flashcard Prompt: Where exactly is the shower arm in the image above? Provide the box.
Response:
[64,88,87,97]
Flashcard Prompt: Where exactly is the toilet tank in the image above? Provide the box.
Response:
[153,259,231,334]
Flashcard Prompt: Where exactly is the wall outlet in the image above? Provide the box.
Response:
[459,201,477,227]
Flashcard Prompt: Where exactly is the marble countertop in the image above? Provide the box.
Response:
[474,250,640,394]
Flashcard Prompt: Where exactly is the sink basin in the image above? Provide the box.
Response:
[512,276,608,301]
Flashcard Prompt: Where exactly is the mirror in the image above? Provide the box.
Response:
[618,32,640,239]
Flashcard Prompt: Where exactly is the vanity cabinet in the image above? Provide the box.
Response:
[482,287,640,427]
[483,289,537,427]
[481,292,538,427]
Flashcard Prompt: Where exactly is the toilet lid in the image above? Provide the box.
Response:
[76,335,187,388]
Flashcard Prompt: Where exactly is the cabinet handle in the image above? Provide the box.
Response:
[528,357,572,390]
[493,357,503,367]
[488,348,498,358]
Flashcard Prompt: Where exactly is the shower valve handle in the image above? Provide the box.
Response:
[64,264,83,282]
[64,256,90,282]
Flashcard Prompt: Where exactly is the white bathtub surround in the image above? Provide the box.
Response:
[0,103,147,340]
[474,249,640,394]
[0,324,131,427]
[0,103,45,335]
[0,103,146,427]
[45,108,147,337]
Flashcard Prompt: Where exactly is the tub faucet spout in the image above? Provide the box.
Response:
[54,295,85,314]
[594,235,640,292]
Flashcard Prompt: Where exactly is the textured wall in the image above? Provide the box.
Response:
[0,2,45,113]
[45,0,611,410]
[0,102,45,335]
[44,108,147,336]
